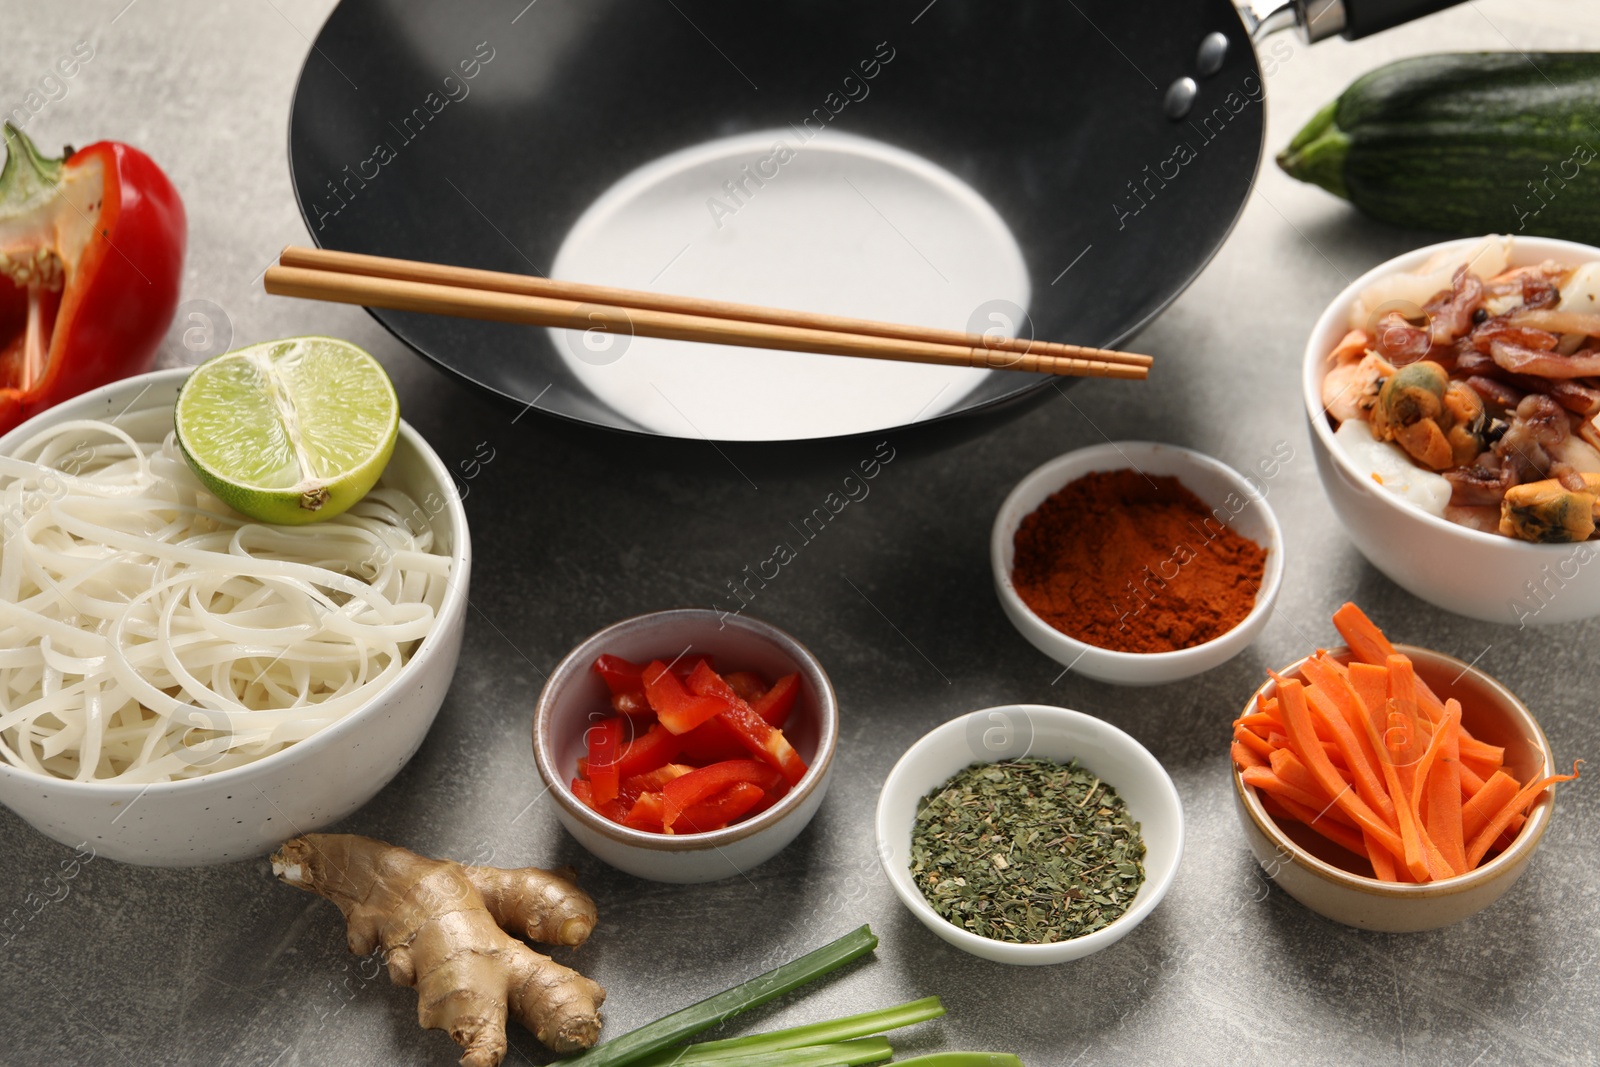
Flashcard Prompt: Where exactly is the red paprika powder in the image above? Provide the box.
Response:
[1011,469,1266,654]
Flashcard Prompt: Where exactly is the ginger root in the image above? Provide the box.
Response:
[271,834,606,1066]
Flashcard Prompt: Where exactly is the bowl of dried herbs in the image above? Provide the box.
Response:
[876,704,1184,964]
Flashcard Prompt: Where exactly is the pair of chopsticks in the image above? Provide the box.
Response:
[263,247,1151,380]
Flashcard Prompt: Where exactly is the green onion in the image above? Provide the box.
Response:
[564,925,879,1067]
[678,1038,893,1067]
[891,1056,1025,1067]
[638,997,944,1066]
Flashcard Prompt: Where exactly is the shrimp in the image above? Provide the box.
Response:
[1321,335,1392,426]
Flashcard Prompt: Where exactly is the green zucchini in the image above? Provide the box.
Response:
[1277,53,1600,241]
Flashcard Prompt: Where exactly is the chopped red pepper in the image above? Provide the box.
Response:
[675,782,769,833]
[593,654,644,694]
[622,791,666,831]
[613,723,681,781]
[678,716,751,764]
[724,671,768,703]
[594,655,652,715]
[644,660,727,735]
[661,759,783,832]
[671,655,715,680]
[585,717,625,804]
[686,662,809,786]
[620,762,696,804]
[752,673,800,728]
[573,653,809,835]
[0,125,185,432]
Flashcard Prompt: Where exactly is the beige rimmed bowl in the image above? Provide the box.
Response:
[533,609,837,883]
[1233,643,1557,932]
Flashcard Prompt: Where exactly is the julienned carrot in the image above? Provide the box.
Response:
[1269,747,1323,796]
[1233,724,1274,761]
[1350,655,1452,883]
[1278,680,1405,859]
[1465,762,1583,868]
[1299,671,1397,829]
[1303,651,1391,777]
[1384,656,1425,764]
[1261,794,1368,858]
[1232,740,1267,770]
[1376,662,1452,883]
[1331,602,1396,668]
[1404,699,1462,880]
[1458,735,1507,784]
[1346,663,1431,879]
[1335,603,1484,731]
[1459,735,1505,765]
[1364,832,1398,881]
[1460,770,1519,844]
[1423,699,1467,875]
[1252,760,1360,830]
[1236,605,1583,884]
[1346,663,1390,738]
[1241,767,1358,829]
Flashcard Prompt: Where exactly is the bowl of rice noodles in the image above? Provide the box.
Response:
[0,368,470,865]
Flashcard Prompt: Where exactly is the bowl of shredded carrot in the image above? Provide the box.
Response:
[1231,602,1581,933]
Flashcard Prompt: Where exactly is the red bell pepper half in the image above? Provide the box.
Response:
[660,759,783,832]
[686,662,808,786]
[643,660,727,734]
[0,125,185,433]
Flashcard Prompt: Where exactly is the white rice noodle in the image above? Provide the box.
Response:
[0,417,450,783]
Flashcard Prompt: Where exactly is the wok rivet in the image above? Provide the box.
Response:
[1196,32,1229,76]
[1163,77,1197,121]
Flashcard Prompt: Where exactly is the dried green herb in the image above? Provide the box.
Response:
[908,757,1146,944]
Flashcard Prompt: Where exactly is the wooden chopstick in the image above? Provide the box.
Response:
[265,265,1146,380]
[280,246,1150,371]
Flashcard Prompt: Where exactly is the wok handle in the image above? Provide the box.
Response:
[1237,0,1464,42]
[1339,0,1465,38]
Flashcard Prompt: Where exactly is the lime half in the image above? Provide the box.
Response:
[175,337,399,525]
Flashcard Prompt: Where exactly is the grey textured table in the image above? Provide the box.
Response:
[5,3,1599,1066]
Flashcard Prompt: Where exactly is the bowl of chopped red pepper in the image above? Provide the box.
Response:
[533,609,837,883]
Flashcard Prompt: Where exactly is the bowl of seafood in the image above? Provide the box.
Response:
[1305,235,1600,625]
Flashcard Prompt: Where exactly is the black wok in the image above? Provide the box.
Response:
[286,0,1463,440]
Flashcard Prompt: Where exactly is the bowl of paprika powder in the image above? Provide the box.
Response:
[991,441,1284,686]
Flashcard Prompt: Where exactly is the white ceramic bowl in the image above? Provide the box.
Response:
[991,441,1285,686]
[0,368,471,865]
[533,609,837,884]
[876,704,1183,964]
[1304,235,1600,625]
